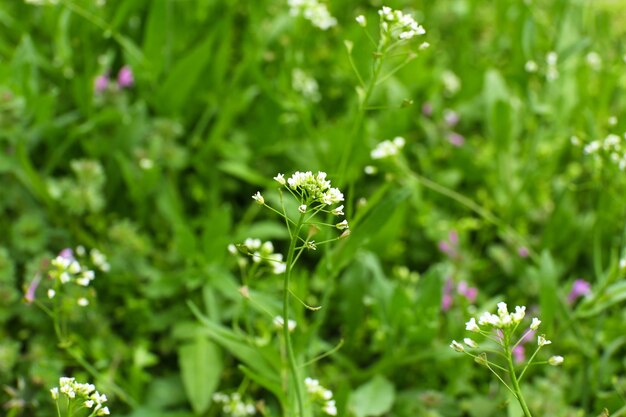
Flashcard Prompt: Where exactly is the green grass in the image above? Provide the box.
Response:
[2,0,626,416]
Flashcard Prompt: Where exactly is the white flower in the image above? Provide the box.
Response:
[546,51,558,66]
[48,289,56,299]
[478,312,500,327]
[356,15,366,27]
[77,297,89,307]
[304,377,319,392]
[292,69,321,102]
[364,165,378,175]
[336,220,349,230]
[60,272,71,284]
[76,277,91,286]
[288,0,337,30]
[331,205,344,216]
[465,317,480,332]
[548,355,564,366]
[323,400,337,416]
[512,306,526,323]
[299,204,307,213]
[252,191,264,205]
[273,315,297,332]
[497,302,508,318]
[524,60,538,73]
[68,261,81,274]
[371,138,405,159]
[274,173,286,185]
[538,335,552,347]
[530,317,541,330]
[463,338,478,348]
[450,340,465,352]
[322,188,344,205]
[50,387,59,399]
[97,407,110,416]
[586,52,602,70]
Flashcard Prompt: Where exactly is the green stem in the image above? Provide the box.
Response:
[506,345,533,417]
[338,49,385,185]
[283,213,307,417]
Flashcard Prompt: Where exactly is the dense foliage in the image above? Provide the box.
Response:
[2,0,626,416]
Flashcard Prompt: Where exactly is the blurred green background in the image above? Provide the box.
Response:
[2,0,626,416]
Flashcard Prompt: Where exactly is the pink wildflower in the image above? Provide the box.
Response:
[457,281,478,303]
[512,345,525,363]
[94,74,109,93]
[442,278,454,311]
[567,279,591,304]
[438,230,459,259]
[518,246,530,258]
[447,132,465,147]
[24,273,41,304]
[117,65,134,88]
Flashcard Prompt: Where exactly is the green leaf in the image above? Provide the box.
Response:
[178,336,222,415]
[349,375,396,417]
[186,302,281,380]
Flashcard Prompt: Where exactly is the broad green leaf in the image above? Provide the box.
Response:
[178,336,222,415]
[349,375,396,417]
[186,302,281,380]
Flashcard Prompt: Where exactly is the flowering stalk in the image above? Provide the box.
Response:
[339,7,428,183]
[251,171,347,417]
[451,303,564,417]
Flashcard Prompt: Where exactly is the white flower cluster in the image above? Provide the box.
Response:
[371,136,405,159]
[50,377,110,415]
[546,51,559,81]
[212,392,256,417]
[292,68,321,102]
[378,6,426,41]
[467,302,528,329]
[304,377,337,416]
[278,171,345,207]
[228,239,286,274]
[288,0,337,30]
[583,133,626,170]
[89,247,111,272]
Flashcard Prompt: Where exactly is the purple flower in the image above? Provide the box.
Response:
[521,329,536,343]
[438,230,459,259]
[512,345,525,363]
[447,132,465,147]
[567,279,591,304]
[24,273,41,304]
[94,74,109,93]
[457,281,478,303]
[117,65,134,88]
[59,248,74,260]
[441,278,454,311]
[518,246,530,258]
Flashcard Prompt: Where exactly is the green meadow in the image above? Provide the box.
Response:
[2,1,626,416]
